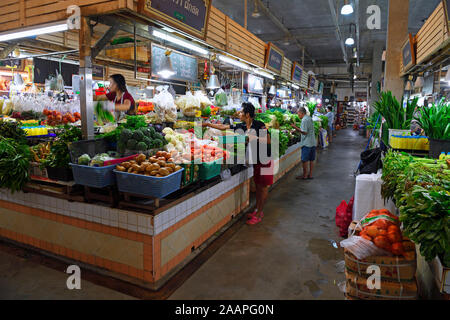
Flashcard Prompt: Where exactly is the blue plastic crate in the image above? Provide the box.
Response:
[114,168,184,198]
[70,163,116,188]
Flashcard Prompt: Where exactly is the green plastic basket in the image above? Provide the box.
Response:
[218,134,246,144]
[199,158,222,181]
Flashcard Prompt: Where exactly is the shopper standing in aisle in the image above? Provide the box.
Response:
[325,105,335,143]
[202,103,273,225]
[94,74,136,120]
[292,107,316,180]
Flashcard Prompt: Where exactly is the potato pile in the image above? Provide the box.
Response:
[115,151,182,177]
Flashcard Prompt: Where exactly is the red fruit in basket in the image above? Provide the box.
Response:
[52,110,57,117]
[62,117,69,124]
[74,112,81,118]
[365,225,379,238]
[372,219,390,230]
[373,236,390,250]
[387,230,402,243]
[359,231,372,241]
[391,242,405,256]
[388,225,400,233]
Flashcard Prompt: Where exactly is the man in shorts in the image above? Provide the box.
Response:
[292,107,316,180]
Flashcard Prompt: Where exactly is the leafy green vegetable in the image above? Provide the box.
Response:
[124,115,147,130]
[42,126,82,168]
[94,102,115,124]
[78,154,91,165]
[373,91,418,130]
[306,102,317,116]
[319,115,329,129]
[381,151,450,267]
[414,99,450,140]
[0,120,27,143]
[0,137,31,193]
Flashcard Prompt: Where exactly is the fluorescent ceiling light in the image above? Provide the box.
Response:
[218,54,251,70]
[254,69,274,79]
[341,4,354,15]
[292,84,300,89]
[152,29,209,55]
[0,22,68,42]
[345,37,355,46]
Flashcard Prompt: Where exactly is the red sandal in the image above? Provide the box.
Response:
[246,216,262,225]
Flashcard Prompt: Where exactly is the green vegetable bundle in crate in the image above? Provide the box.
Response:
[0,137,31,193]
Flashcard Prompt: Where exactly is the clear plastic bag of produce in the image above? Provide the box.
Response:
[153,86,174,122]
[214,89,228,107]
[182,91,200,117]
[340,236,392,260]
[194,91,212,109]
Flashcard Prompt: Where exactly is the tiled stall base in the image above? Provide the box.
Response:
[0,167,254,237]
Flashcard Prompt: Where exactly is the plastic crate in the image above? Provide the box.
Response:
[199,158,223,181]
[69,138,110,163]
[114,168,184,198]
[218,134,246,144]
[388,129,410,146]
[70,163,117,188]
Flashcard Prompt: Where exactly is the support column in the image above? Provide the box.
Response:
[384,0,409,100]
[79,16,94,140]
[369,41,384,111]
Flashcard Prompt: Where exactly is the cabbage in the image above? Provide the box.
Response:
[162,127,174,135]
[78,154,91,165]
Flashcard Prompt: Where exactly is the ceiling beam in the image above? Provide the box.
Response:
[91,25,120,59]
[0,42,19,59]
[254,0,315,66]
[327,0,348,65]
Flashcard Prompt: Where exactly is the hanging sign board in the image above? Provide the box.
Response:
[92,65,104,79]
[308,75,316,91]
[151,43,198,82]
[291,62,303,83]
[0,59,22,70]
[265,42,284,74]
[401,33,416,72]
[139,0,211,40]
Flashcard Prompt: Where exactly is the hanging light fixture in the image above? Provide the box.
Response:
[341,0,354,15]
[251,0,261,18]
[414,75,424,88]
[254,78,263,91]
[158,50,175,79]
[269,85,276,95]
[206,55,220,89]
[345,23,355,46]
[206,71,220,89]
[405,81,413,91]
[445,69,450,84]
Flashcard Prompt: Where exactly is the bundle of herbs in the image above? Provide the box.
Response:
[414,98,450,140]
[42,126,82,169]
[306,102,317,116]
[373,91,418,129]
[0,137,32,193]
[381,151,450,266]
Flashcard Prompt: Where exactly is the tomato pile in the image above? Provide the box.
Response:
[43,109,81,126]
[359,209,405,256]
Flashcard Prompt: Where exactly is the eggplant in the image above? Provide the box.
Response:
[154,124,163,132]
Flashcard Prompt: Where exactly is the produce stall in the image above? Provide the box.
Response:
[0,0,328,289]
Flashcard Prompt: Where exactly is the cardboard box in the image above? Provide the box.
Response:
[345,271,418,300]
[344,240,417,282]
[430,256,450,294]
[29,162,49,178]
[106,46,148,62]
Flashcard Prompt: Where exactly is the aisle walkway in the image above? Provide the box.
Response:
[170,129,367,299]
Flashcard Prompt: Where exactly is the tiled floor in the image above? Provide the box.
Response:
[0,129,365,299]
